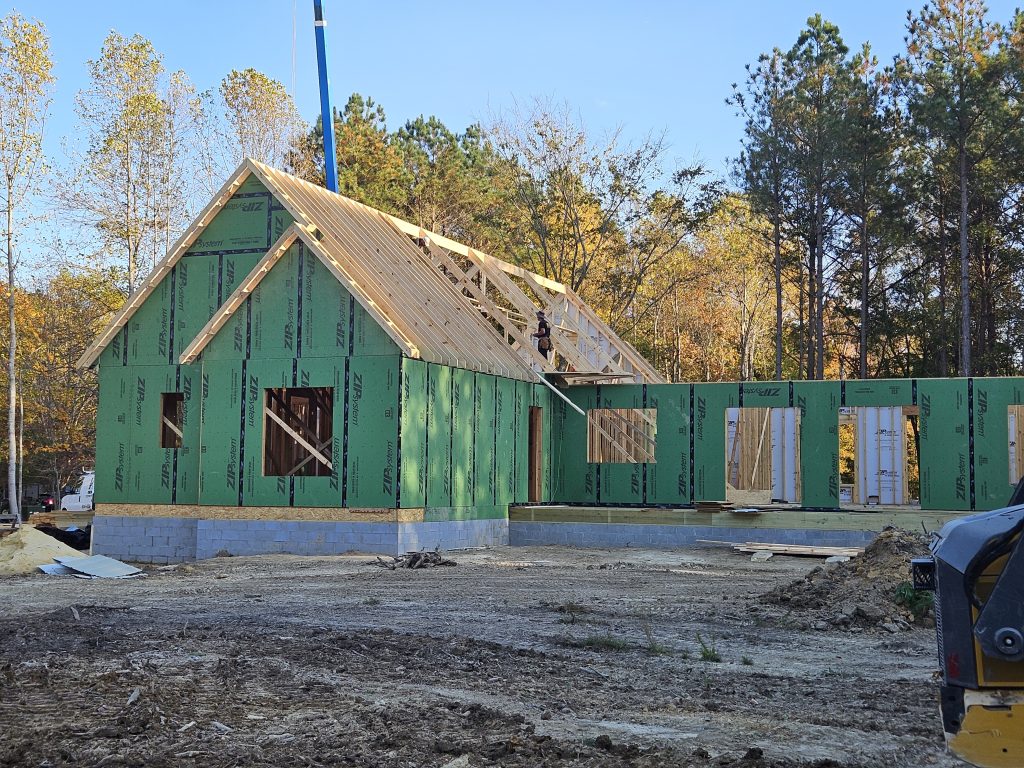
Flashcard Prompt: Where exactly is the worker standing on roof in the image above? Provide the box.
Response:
[533,310,552,359]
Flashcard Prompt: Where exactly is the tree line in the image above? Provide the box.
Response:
[0,1,1021,503]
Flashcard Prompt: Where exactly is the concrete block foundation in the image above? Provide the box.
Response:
[91,515,510,563]
[508,521,876,549]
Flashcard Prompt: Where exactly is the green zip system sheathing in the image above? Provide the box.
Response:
[646,384,690,505]
[545,377,1024,513]
[972,378,1024,509]
[793,381,840,508]
[692,383,739,502]
[400,359,428,509]
[598,384,645,505]
[918,379,970,511]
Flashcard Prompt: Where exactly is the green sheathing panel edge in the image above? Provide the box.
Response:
[919,379,970,511]
[400,358,428,508]
[741,381,790,409]
[176,364,201,504]
[242,360,292,506]
[125,366,177,503]
[474,374,497,508]
[302,245,353,358]
[95,365,132,504]
[843,379,914,407]
[495,377,517,505]
[347,356,400,508]
[516,383,535,503]
[426,364,453,508]
[127,276,173,366]
[692,383,739,502]
[552,386,598,503]
[794,381,841,508]
[646,384,690,505]
[451,368,476,508]
[293,358,344,507]
[973,378,1024,510]
[249,245,299,360]
[172,255,219,361]
[199,359,244,505]
[597,384,644,505]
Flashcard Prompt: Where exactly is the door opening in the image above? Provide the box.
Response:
[528,406,543,503]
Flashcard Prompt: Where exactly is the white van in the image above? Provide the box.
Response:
[60,471,95,512]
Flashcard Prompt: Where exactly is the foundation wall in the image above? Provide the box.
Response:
[91,513,509,563]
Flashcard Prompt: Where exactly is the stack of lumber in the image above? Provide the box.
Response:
[693,500,734,513]
[731,541,864,558]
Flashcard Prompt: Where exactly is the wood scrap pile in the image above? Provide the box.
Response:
[368,548,457,570]
[732,542,864,558]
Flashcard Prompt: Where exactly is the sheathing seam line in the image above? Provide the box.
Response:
[238,359,247,507]
[840,380,846,406]
[424,366,431,507]
[296,242,304,360]
[341,357,350,508]
[185,248,267,258]
[595,385,601,504]
[968,377,976,510]
[396,357,403,509]
[689,384,695,500]
[171,365,180,504]
[492,375,498,505]
[642,383,648,505]
[168,265,177,365]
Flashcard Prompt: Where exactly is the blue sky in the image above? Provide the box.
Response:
[15,0,1024,178]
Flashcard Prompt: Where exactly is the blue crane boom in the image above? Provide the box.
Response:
[313,0,339,193]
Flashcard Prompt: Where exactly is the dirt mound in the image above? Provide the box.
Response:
[0,525,85,576]
[760,527,932,632]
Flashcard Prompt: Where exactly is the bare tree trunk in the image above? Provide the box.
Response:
[815,202,825,380]
[18,393,23,516]
[773,215,783,380]
[938,195,948,377]
[958,143,971,376]
[5,191,17,526]
[859,214,869,379]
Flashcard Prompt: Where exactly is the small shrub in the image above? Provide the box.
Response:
[637,610,671,655]
[894,582,933,620]
[741,655,754,666]
[363,597,381,606]
[697,633,721,662]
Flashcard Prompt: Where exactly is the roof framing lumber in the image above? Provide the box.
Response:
[179,223,419,365]
[81,158,662,386]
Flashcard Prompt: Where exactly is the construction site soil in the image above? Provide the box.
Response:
[0,541,961,768]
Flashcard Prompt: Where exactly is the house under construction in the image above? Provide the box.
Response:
[80,161,1024,563]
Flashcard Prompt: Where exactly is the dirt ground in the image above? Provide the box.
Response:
[0,543,963,768]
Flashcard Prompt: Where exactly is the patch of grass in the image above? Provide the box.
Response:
[561,632,630,651]
[362,597,381,606]
[741,655,754,666]
[894,581,933,620]
[636,610,671,655]
[696,633,721,663]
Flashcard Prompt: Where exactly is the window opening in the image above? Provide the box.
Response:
[586,408,657,463]
[263,387,334,477]
[160,393,185,448]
